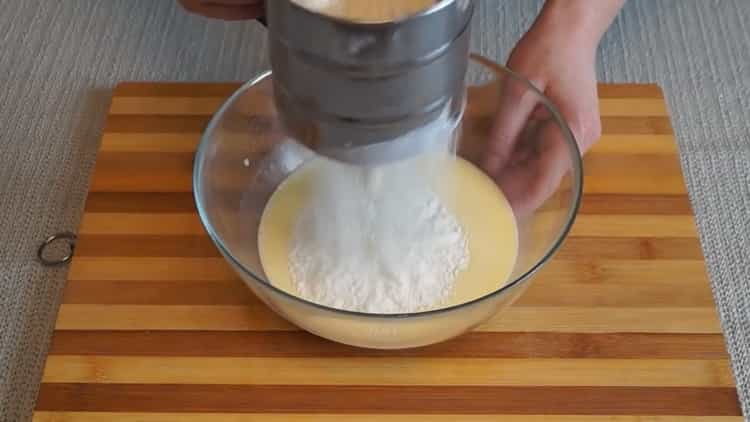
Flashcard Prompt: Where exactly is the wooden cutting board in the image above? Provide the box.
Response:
[33,83,743,421]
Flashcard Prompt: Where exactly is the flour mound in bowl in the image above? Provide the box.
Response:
[288,154,470,314]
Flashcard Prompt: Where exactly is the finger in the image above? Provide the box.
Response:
[496,118,574,217]
[568,103,602,155]
[180,0,263,20]
[458,83,499,165]
[482,74,545,176]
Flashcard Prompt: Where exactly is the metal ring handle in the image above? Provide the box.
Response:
[37,232,77,267]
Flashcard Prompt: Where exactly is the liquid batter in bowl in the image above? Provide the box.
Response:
[292,0,439,22]
[258,154,519,313]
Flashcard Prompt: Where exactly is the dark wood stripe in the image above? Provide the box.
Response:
[90,152,194,192]
[114,82,243,98]
[557,237,704,260]
[36,384,740,415]
[84,193,691,216]
[90,151,258,193]
[579,194,691,215]
[85,192,196,213]
[48,331,728,359]
[113,83,661,100]
[597,84,663,99]
[102,115,672,135]
[62,273,712,307]
[75,235,220,258]
[104,115,211,133]
[92,152,194,175]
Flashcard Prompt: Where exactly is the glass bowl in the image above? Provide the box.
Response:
[193,54,582,349]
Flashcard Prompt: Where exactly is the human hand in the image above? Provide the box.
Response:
[482,0,624,216]
[482,27,599,216]
[179,0,264,20]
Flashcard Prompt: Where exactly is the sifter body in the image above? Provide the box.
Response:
[265,0,474,164]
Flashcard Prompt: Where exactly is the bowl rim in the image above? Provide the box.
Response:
[283,0,466,27]
[193,53,583,319]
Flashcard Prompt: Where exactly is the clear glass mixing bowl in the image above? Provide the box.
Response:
[194,54,582,349]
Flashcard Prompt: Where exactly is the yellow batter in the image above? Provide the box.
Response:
[258,155,519,312]
[293,0,437,23]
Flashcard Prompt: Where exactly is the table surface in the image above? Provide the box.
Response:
[1,1,749,421]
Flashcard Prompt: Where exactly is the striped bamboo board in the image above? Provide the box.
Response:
[33,83,742,421]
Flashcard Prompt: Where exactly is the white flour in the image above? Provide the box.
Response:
[288,120,469,313]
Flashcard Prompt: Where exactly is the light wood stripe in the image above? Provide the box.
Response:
[79,213,205,235]
[534,260,709,286]
[93,134,678,159]
[78,212,696,237]
[61,260,713,307]
[589,135,677,154]
[110,97,225,115]
[100,133,201,153]
[71,235,703,259]
[108,97,667,117]
[54,305,721,333]
[60,275,715,308]
[582,156,686,195]
[68,257,237,281]
[88,151,685,194]
[55,304,295,331]
[94,134,676,166]
[113,82,243,97]
[97,133,677,155]
[31,412,746,422]
[41,356,733,387]
[34,384,742,415]
[64,257,710,288]
[482,307,721,333]
[570,215,697,238]
[599,98,668,116]
[74,235,221,258]
[600,116,672,135]
[519,280,713,307]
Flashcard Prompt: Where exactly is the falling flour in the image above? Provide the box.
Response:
[288,139,469,314]
[288,163,469,313]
